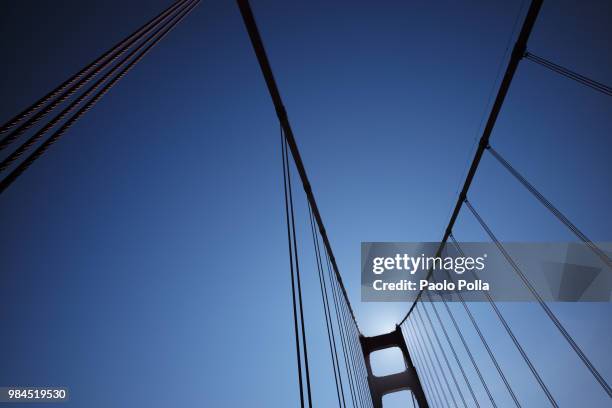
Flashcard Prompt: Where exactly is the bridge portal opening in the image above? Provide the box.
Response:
[370,346,405,377]
[382,390,415,407]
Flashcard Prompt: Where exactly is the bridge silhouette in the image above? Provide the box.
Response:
[1,0,610,406]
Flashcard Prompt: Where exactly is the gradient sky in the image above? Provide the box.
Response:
[0,0,610,407]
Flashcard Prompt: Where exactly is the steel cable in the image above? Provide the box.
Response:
[0,0,199,194]
[0,0,193,174]
[0,0,190,149]
[465,199,612,398]
[524,52,612,96]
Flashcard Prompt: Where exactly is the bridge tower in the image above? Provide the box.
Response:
[360,325,429,407]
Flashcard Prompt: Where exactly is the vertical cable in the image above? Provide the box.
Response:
[403,321,457,408]
[486,145,612,269]
[449,234,558,407]
[402,324,438,408]
[403,317,445,408]
[436,248,522,407]
[324,248,359,407]
[465,199,612,398]
[414,306,462,407]
[414,302,481,408]
[332,262,367,407]
[524,52,612,96]
[335,276,372,408]
[412,306,456,408]
[346,320,374,408]
[280,128,305,408]
[309,206,346,407]
[284,135,314,407]
[416,302,469,408]
[427,291,498,407]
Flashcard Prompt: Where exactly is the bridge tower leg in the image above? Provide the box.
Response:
[360,325,430,407]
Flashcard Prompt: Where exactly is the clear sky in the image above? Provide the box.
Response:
[0,0,610,407]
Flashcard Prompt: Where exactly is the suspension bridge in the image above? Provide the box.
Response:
[1,0,610,406]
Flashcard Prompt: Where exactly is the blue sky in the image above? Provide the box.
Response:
[0,0,610,406]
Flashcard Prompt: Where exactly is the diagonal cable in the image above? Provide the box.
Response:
[487,145,612,269]
[465,198,612,398]
[524,52,612,96]
[0,0,199,194]
[0,0,190,150]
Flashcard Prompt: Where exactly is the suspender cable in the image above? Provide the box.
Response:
[415,303,469,408]
[338,271,373,407]
[334,275,370,408]
[449,234,559,407]
[331,258,366,408]
[399,0,543,325]
[0,0,189,152]
[464,199,612,398]
[283,132,314,407]
[400,327,432,407]
[428,290,498,408]
[0,0,192,174]
[281,129,306,408]
[487,145,612,269]
[349,336,374,408]
[436,250,523,407]
[0,0,200,195]
[0,0,187,138]
[236,0,361,332]
[308,206,346,408]
[344,317,373,408]
[404,304,481,408]
[400,325,438,408]
[411,302,481,408]
[413,308,458,408]
[324,249,360,408]
[339,300,367,408]
[524,52,612,96]
[403,314,447,408]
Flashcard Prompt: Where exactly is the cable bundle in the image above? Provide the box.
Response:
[0,0,201,194]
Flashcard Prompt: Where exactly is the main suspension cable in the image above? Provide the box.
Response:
[0,0,200,194]
[398,0,543,325]
[0,0,189,152]
[0,0,192,174]
[237,0,361,332]
[0,0,188,137]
